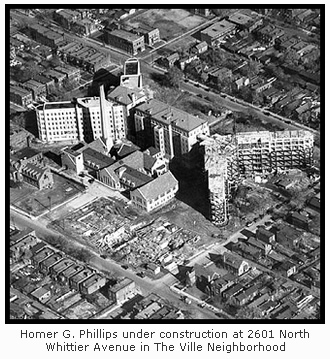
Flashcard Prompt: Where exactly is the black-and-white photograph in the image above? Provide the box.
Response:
[7,5,323,323]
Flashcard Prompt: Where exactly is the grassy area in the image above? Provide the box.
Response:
[126,9,205,41]
[10,173,84,217]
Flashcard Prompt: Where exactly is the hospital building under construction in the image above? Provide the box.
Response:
[198,130,314,226]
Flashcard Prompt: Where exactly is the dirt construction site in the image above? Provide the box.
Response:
[49,196,221,273]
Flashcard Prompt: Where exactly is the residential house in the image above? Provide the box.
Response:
[80,274,107,295]
[231,284,260,306]
[108,277,136,304]
[247,236,272,256]
[22,80,47,101]
[179,53,198,71]
[10,86,33,107]
[275,225,302,249]
[222,283,245,300]
[147,263,161,276]
[132,24,160,46]
[307,196,320,212]
[39,252,64,275]
[235,76,250,90]
[232,241,262,261]
[195,41,208,54]
[50,258,75,279]
[221,252,250,276]
[250,77,276,94]
[164,52,180,68]
[288,212,309,230]
[276,260,297,277]
[70,267,95,291]
[208,67,233,84]
[30,286,52,304]
[256,226,275,244]
[59,264,85,284]
[208,273,236,298]
[32,246,55,268]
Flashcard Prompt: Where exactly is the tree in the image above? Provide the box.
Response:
[236,306,263,319]
[164,67,183,88]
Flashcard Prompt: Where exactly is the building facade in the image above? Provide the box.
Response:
[105,29,145,55]
[36,88,127,146]
[130,171,179,212]
[199,130,314,226]
[134,99,210,162]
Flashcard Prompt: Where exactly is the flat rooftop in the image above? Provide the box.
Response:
[201,20,236,39]
[108,29,143,43]
[44,102,76,110]
[136,99,207,132]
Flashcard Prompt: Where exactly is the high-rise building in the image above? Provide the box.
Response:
[134,99,210,162]
[199,130,314,226]
[36,86,127,148]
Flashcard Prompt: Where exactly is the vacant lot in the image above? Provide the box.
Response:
[10,173,85,217]
[126,9,205,41]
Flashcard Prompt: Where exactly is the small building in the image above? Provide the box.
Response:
[275,225,302,249]
[288,212,309,230]
[59,264,84,284]
[30,286,51,304]
[80,273,107,295]
[10,86,33,107]
[61,147,84,174]
[276,260,297,277]
[39,252,64,275]
[208,67,233,84]
[221,252,250,276]
[256,226,276,244]
[69,267,95,291]
[108,277,136,304]
[164,52,180,68]
[54,65,81,82]
[21,79,47,101]
[147,263,161,276]
[195,41,208,54]
[82,148,115,177]
[20,163,54,190]
[130,171,179,212]
[247,236,272,256]
[50,258,75,278]
[132,24,160,46]
[307,196,320,212]
[222,283,244,300]
[32,246,55,268]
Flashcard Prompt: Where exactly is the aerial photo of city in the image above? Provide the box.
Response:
[8,6,322,321]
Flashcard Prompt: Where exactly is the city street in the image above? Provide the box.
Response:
[10,207,219,319]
